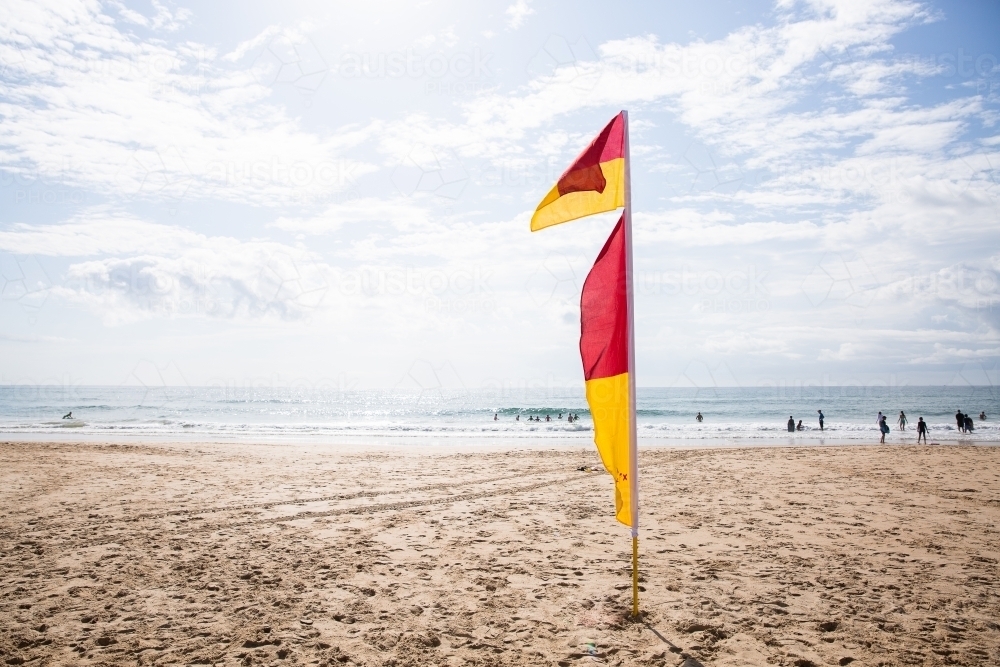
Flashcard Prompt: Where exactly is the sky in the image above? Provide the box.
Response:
[0,0,998,395]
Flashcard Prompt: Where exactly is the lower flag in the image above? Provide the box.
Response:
[580,212,632,526]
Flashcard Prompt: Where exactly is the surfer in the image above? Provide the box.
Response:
[62,412,73,419]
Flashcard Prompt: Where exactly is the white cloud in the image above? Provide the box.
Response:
[0,210,205,257]
[270,198,432,235]
[414,27,459,49]
[60,248,331,325]
[0,4,374,206]
[222,25,284,63]
[0,210,333,324]
[911,344,1000,364]
[881,259,1000,311]
[702,330,796,356]
[366,0,968,205]
[505,0,535,29]
[634,209,822,246]
[111,0,191,31]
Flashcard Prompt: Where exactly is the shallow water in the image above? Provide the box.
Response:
[0,385,996,443]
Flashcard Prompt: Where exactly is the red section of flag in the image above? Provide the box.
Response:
[556,112,626,197]
[580,213,629,381]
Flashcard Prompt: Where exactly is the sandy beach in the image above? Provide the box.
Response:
[1,440,998,667]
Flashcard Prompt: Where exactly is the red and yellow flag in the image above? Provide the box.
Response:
[529,111,633,528]
[530,112,626,231]
[580,214,631,525]
[530,111,639,614]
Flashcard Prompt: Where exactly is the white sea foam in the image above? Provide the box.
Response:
[1,386,996,442]
[2,418,997,442]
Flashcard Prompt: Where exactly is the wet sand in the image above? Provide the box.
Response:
[1,440,998,666]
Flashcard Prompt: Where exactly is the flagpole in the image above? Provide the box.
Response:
[622,110,639,619]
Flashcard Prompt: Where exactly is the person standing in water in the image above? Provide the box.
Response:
[956,410,965,433]
[965,413,974,433]
[879,414,889,443]
[796,420,804,431]
[897,411,907,431]
[787,416,795,432]
[696,412,703,422]
[916,417,928,444]
[817,410,824,431]
[980,411,987,421]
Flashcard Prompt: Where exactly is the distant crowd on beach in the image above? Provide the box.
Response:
[693,409,989,443]
[495,409,991,441]
[496,412,581,423]
[775,408,988,443]
[869,409,987,443]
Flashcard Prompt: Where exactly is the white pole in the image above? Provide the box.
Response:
[622,110,639,617]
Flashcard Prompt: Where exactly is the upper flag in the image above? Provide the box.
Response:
[580,213,632,526]
[530,112,626,232]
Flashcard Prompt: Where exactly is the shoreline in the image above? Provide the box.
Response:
[1,432,997,449]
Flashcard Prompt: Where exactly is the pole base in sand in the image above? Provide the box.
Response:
[631,535,639,618]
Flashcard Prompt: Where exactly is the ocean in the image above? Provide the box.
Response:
[0,385,997,444]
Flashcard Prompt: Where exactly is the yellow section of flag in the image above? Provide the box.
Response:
[530,158,625,232]
[584,371,632,526]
